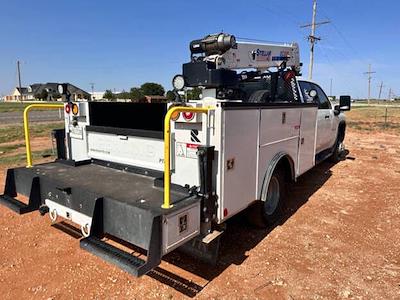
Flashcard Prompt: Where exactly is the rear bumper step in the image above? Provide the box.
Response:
[80,236,156,277]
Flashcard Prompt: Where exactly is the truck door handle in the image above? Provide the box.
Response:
[324,115,330,119]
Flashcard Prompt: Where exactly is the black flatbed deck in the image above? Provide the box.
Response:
[18,161,195,214]
[1,160,201,276]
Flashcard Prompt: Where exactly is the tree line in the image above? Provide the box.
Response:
[103,82,202,101]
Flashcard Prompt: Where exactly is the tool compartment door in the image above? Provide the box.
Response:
[221,109,259,219]
[297,107,318,175]
[257,108,301,195]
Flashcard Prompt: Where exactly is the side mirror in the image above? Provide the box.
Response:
[339,95,351,111]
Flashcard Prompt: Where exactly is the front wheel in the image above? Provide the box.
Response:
[330,137,345,163]
[247,167,287,227]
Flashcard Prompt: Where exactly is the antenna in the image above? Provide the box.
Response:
[300,0,330,80]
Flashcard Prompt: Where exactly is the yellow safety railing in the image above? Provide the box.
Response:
[162,106,212,209]
[24,103,64,168]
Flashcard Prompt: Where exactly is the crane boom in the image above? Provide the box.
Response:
[183,33,302,88]
[210,40,300,72]
[190,33,301,72]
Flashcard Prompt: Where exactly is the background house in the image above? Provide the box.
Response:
[4,87,34,101]
[90,91,105,101]
[4,83,90,101]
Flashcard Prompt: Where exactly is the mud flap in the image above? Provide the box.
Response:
[179,232,221,265]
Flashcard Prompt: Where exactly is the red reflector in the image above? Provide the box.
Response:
[183,111,194,121]
[65,104,71,114]
[224,208,228,217]
[283,70,295,82]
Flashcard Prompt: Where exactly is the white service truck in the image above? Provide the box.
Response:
[0,33,350,277]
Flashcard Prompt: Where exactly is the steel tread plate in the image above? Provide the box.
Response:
[80,236,146,276]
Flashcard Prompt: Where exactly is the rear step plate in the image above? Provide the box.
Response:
[80,236,148,277]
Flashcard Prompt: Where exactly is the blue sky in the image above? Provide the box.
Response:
[0,0,399,99]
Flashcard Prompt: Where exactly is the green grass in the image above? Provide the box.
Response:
[346,106,400,134]
[0,149,54,166]
[354,100,400,106]
[0,102,57,113]
[0,143,25,154]
[0,122,64,144]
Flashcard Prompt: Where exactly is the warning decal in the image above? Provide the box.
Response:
[186,143,199,159]
[176,142,199,159]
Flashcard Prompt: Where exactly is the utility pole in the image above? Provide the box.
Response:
[364,64,376,105]
[300,0,330,80]
[89,83,95,100]
[330,78,333,97]
[388,88,392,100]
[17,60,22,102]
[378,81,384,100]
[90,82,95,94]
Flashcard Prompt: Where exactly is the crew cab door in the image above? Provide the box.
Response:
[298,81,335,153]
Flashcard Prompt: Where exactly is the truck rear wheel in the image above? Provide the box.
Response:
[247,167,287,227]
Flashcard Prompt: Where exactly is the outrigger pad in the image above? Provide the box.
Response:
[0,169,41,215]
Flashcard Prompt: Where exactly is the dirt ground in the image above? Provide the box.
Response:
[0,128,399,299]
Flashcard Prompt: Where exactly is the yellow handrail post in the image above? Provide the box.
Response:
[23,103,64,168]
[162,106,211,209]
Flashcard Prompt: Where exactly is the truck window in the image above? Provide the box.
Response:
[299,81,331,109]
[310,83,331,109]
[298,81,314,103]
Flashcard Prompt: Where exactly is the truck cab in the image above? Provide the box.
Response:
[297,79,348,161]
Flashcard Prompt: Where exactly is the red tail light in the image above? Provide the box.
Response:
[183,111,194,121]
[65,104,71,114]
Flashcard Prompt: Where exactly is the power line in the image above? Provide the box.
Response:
[316,43,362,98]
[300,0,330,80]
